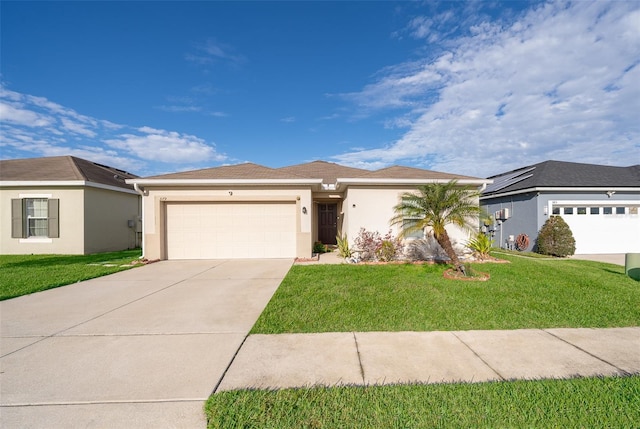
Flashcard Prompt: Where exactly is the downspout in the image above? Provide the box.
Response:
[133,183,146,259]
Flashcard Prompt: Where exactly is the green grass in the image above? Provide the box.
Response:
[0,249,143,300]
[206,375,640,428]
[252,253,640,333]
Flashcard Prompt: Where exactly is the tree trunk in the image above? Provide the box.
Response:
[436,231,464,273]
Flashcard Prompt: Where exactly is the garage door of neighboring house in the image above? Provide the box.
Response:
[554,203,640,254]
[165,201,296,259]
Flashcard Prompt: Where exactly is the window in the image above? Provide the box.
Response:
[552,207,560,215]
[399,197,425,239]
[402,219,425,239]
[603,207,613,215]
[590,207,600,215]
[563,207,573,215]
[26,199,49,237]
[577,207,587,215]
[11,198,59,239]
[616,207,625,215]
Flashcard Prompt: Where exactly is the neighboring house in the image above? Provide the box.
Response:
[0,156,141,255]
[127,161,490,260]
[480,160,640,254]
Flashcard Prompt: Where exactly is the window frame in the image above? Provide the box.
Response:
[11,197,59,239]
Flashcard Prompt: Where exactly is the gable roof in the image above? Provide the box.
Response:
[143,162,307,180]
[276,160,369,184]
[483,160,640,196]
[0,156,138,190]
[129,160,489,188]
[358,165,479,181]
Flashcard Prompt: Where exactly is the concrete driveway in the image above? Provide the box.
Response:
[0,259,293,428]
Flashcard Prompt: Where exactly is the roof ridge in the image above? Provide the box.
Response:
[68,156,91,181]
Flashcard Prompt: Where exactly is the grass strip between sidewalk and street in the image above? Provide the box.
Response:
[252,253,640,333]
[0,249,142,300]
[206,375,640,429]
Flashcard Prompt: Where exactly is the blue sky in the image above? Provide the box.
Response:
[1,1,639,178]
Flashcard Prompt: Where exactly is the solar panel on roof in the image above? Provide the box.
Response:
[484,167,535,193]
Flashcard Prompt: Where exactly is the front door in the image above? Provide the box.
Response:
[318,203,338,245]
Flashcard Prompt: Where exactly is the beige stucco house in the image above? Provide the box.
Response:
[127,161,490,260]
[0,156,141,255]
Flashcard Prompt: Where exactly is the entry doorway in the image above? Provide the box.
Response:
[317,203,338,245]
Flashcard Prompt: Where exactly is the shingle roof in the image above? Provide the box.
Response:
[142,162,308,180]
[276,161,369,183]
[0,156,138,190]
[358,165,479,181]
[135,160,487,185]
[483,160,640,196]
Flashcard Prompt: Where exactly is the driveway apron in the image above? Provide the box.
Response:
[0,258,293,429]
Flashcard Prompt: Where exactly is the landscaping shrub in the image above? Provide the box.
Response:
[313,241,329,254]
[405,236,449,261]
[466,232,494,259]
[336,234,352,259]
[536,216,576,257]
[353,228,403,262]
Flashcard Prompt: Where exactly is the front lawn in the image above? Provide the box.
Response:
[252,253,640,333]
[0,249,143,300]
[216,254,640,427]
[206,375,640,428]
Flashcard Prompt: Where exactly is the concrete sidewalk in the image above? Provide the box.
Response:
[217,327,640,391]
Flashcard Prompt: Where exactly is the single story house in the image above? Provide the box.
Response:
[0,156,141,255]
[127,161,490,260]
[480,160,640,254]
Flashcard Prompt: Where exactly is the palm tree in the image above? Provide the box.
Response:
[391,180,482,273]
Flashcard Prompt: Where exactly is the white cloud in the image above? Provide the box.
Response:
[334,1,640,177]
[60,117,97,137]
[0,84,226,174]
[0,102,53,127]
[105,127,225,163]
[280,116,296,123]
[155,104,202,113]
[186,38,246,66]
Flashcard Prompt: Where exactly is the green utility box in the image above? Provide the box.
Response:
[625,253,640,281]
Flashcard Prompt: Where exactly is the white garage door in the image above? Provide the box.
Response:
[555,203,640,254]
[166,202,296,259]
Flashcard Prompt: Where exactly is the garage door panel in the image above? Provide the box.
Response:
[560,210,640,254]
[166,202,296,259]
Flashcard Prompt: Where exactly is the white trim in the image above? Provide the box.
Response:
[1,181,138,195]
[548,200,640,217]
[19,193,53,198]
[19,238,53,244]
[126,178,322,186]
[549,200,640,206]
[337,178,491,186]
[481,186,640,199]
[1,180,86,187]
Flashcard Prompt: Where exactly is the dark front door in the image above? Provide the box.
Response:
[318,203,338,245]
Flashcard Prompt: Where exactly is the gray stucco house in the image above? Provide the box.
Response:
[480,160,640,254]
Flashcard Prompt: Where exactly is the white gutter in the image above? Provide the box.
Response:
[336,178,492,186]
[0,180,139,195]
[480,186,640,199]
[126,178,323,186]
[132,183,146,259]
